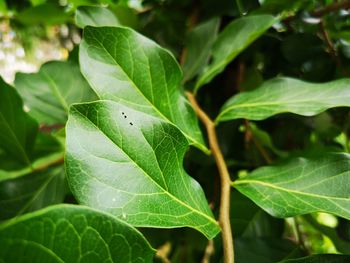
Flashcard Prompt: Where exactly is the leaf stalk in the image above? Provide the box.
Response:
[186,92,234,263]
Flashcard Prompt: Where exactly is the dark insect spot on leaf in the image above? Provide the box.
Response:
[124,115,127,118]
[121,112,125,115]
[129,122,133,126]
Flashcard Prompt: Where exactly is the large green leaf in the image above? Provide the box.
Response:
[15,61,97,125]
[0,205,155,262]
[0,166,65,220]
[233,153,350,220]
[217,78,350,122]
[65,101,220,239]
[79,26,207,152]
[0,77,38,165]
[182,17,220,83]
[281,254,350,263]
[194,15,276,92]
[75,6,120,28]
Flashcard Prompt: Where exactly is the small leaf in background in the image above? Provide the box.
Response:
[231,191,284,238]
[75,6,120,28]
[15,60,97,125]
[79,26,207,152]
[0,77,38,165]
[235,238,302,263]
[0,166,65,220]
[194,15,276,92]
[281,254,350,263]
[301,214,350,254]
[16,3,71,25]
[182,17,220,83]
[233,153,350,221]
[66,101,220,239]
[0,205,155,262]
[217,78,350,122]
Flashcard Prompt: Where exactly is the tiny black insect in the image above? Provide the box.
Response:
[121,112,125,115]
[129,122,133,126]
[124,115,127,118]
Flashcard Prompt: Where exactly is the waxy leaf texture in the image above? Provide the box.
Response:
[66,101,220,239]
[217,77,350,122]
[79,26,207,152]
[234,153,350,220]
[0,205,155,262]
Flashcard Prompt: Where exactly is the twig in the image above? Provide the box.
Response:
[201,239,215,263]
[179,4,199,66]
[186,92,234,263]
[319,19,350,77]
[244,120,272,164]
[312,0,350,17]
[156,242,172,263]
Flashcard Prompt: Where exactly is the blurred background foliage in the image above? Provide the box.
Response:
[2,0,350,262]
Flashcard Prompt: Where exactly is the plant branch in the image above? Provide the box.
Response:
[312,0,350,17]
[319,19,350,77]
[186,92,234,263]
[201,239,215,263]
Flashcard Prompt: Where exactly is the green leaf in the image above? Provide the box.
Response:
[235,238,302,263]
[217,78,350,122]
[182,17,220,83]
[194,15,276,92]
[65,101,220,239]
[0,77,38,165]
[15,61,97,125]
[281,254,350,263]
[0,205,155,262]
[231,191,284,238]
[233,153,350,221]
[75,6,120,28]
[0,166,65,220]
[16,3,71,25]
[303,214,350,254]
[79,26,207,152]
[0,151,64,182]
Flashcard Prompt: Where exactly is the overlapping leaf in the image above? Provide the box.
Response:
[0,205,155,262]
[79,26,207,152]
[65,101,220,239]
[233,153,350,220]
[75,6,120,28]
[217,78,350,122]
[15,61,97,125]
[0,166,65,220]
[194,15,276,92]
[0,77,38,165]
[182,17,220,83]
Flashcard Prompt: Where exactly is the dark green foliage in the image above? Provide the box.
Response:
[1,0,350,262]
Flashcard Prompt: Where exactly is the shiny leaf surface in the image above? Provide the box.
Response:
[66,101,220,239]
[79,26,207,152]
[0,205,155,262]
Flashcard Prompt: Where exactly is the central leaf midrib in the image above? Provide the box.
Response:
[74,108,218,225]
[219,95,349,118]
[234,179,350,201]
[86,32,201,147]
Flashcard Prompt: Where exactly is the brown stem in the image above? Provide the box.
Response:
[244,120,272,164]
[319,19,350,77]
[312,0,350,17]
[201,239,215,263]
[179,5,199,66]
[186,92,234,263]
